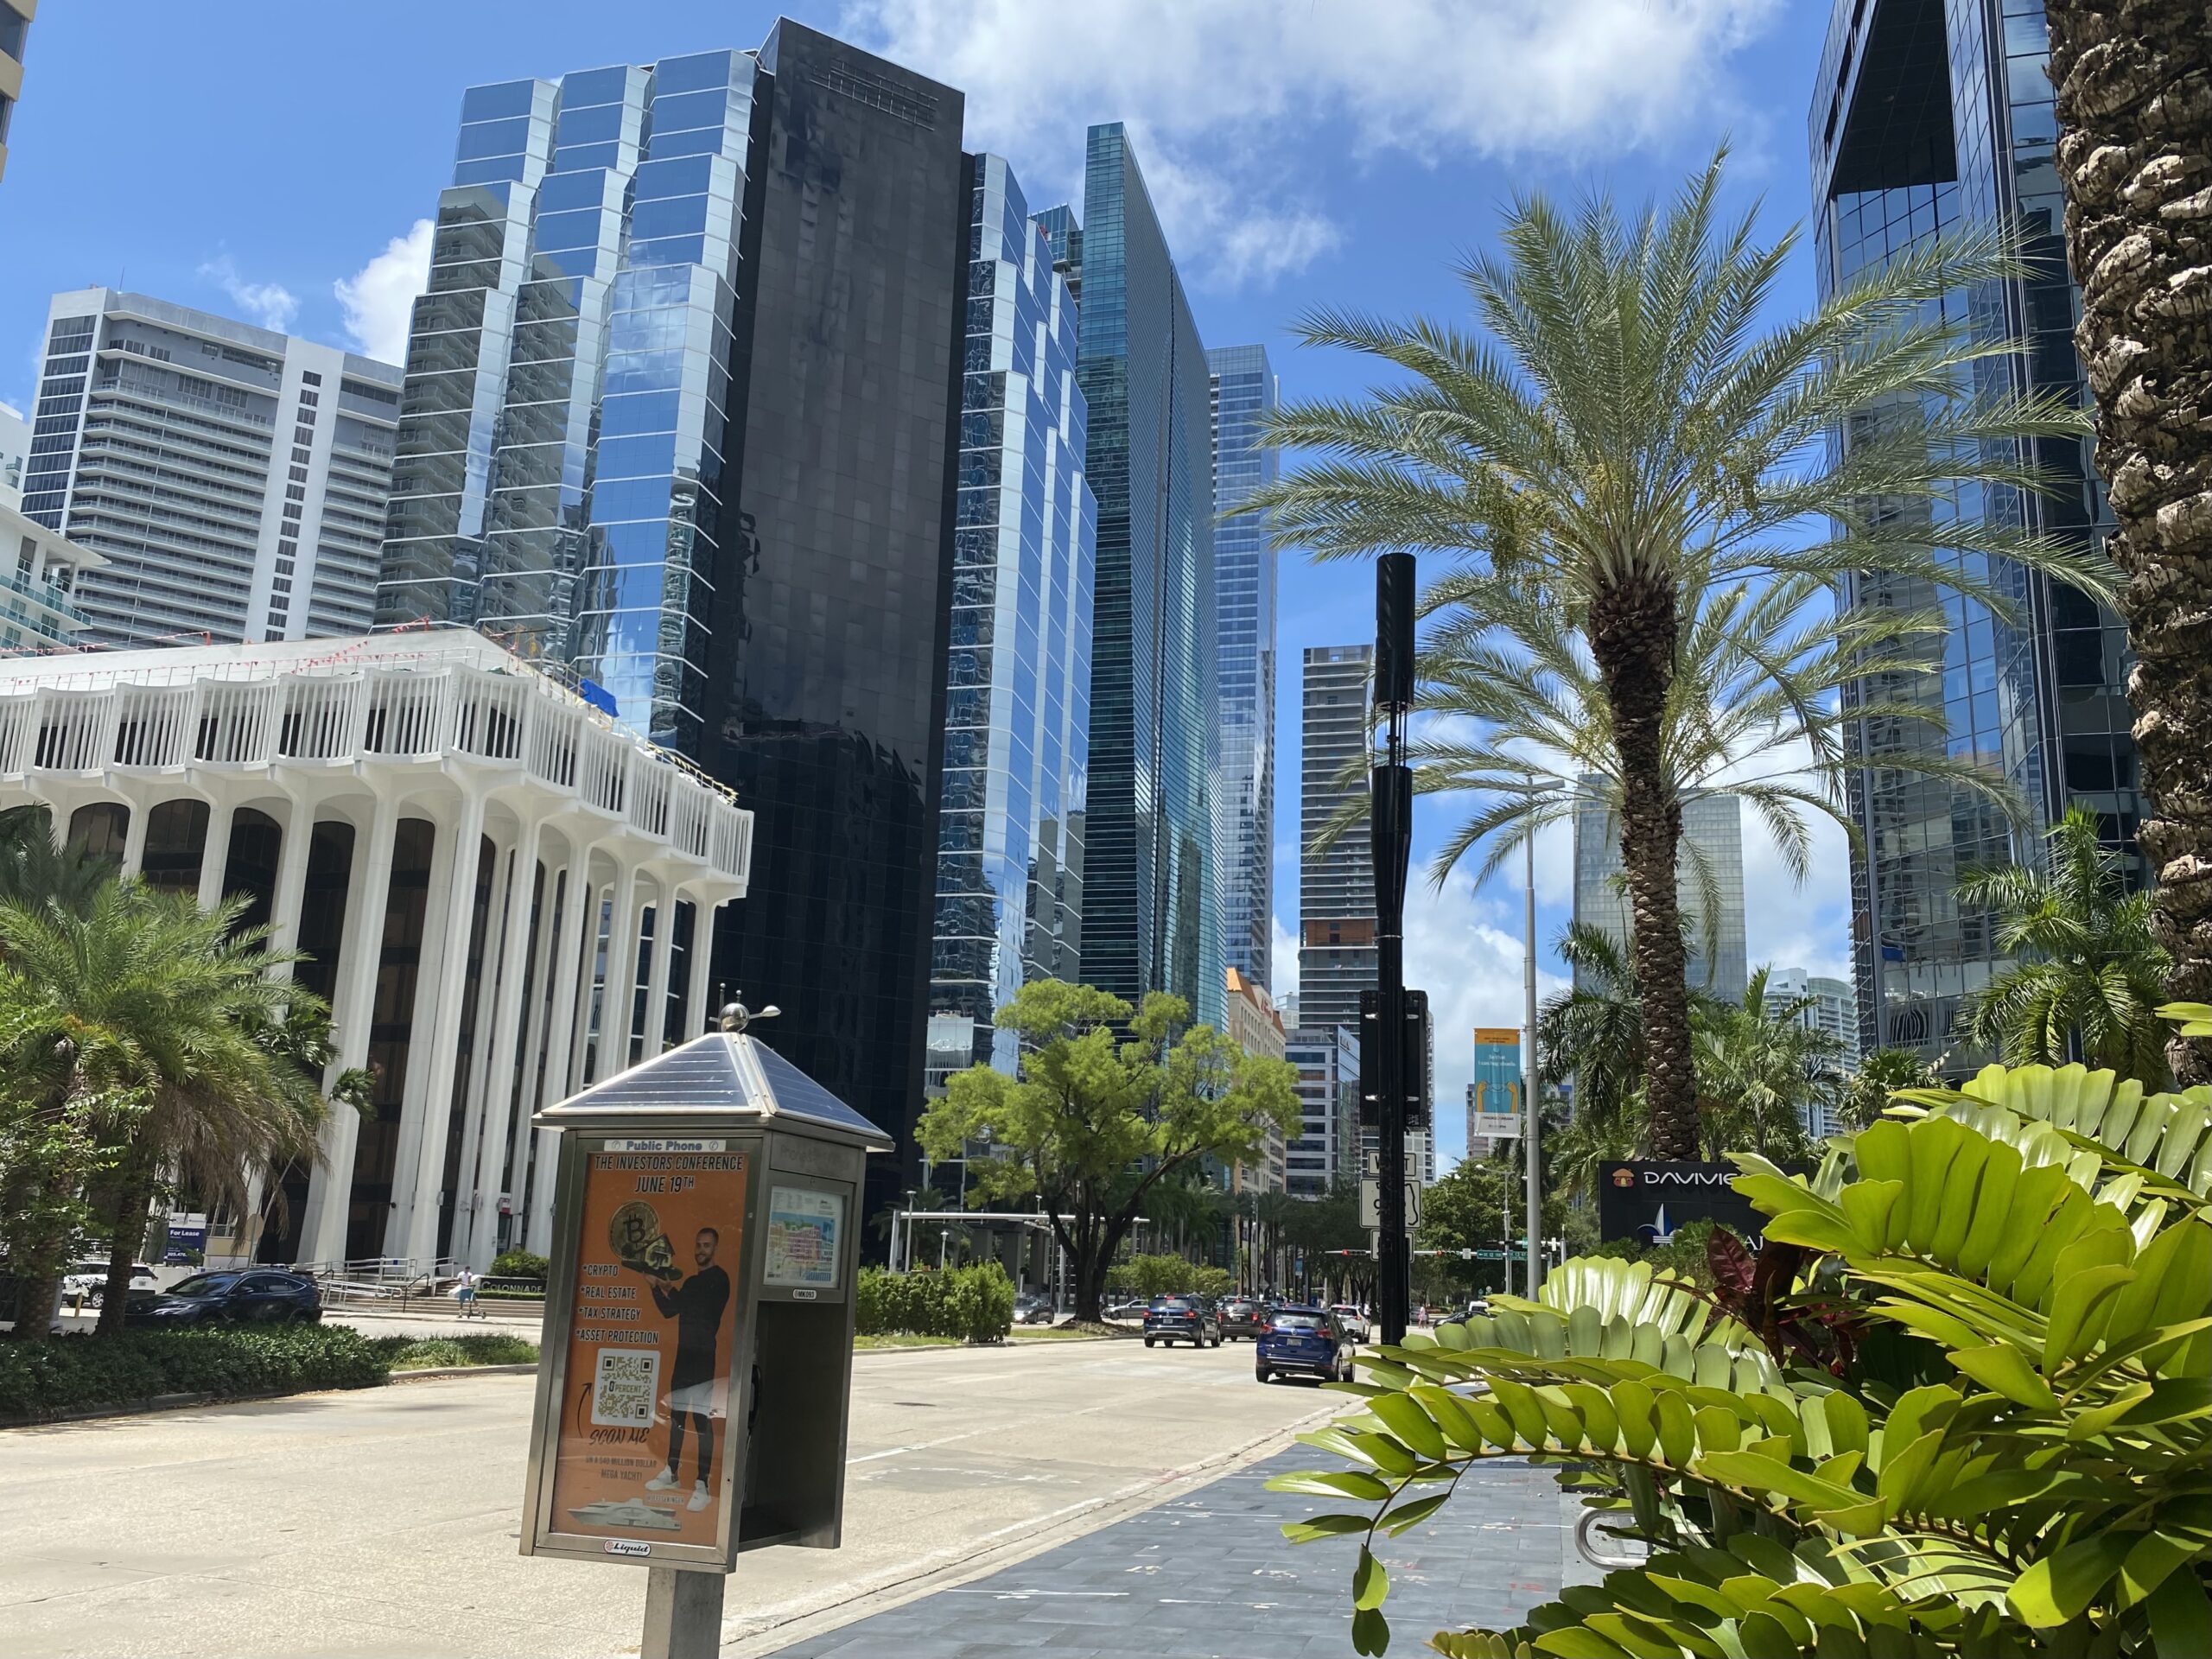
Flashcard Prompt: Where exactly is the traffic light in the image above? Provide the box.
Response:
[1360,987,1431,1128]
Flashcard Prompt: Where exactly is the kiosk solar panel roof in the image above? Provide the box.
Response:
[545,1032,891,1148]
[748,1041,891,1144]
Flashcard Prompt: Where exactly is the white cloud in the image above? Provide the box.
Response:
[198,257,299,334]
[842,0,1778,289]
[334,219,435,367]
[1403,865,1568,1173]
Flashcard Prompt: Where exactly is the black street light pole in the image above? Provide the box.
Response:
[1372,553,1416,1347]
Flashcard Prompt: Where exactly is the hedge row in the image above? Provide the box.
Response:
[0,1324,392,1421]
[855,1261,1014,1342]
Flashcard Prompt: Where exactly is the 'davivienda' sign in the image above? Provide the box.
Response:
[1595,1161,1796,1247]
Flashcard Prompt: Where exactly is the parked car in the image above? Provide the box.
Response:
[1217,1297,1269,1341]
[61,1260,159,1305]
[1014,1293,1055,1325]
[1142,1294,1221,1348]
[1329,1303,1371,1341]
[124,1269,322,1327]
[1256,1306,1355,1384]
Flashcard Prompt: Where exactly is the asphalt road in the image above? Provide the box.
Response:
[1,1337,1344,1658]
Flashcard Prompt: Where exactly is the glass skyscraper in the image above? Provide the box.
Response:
[1810,0,2139,1061]
[1038,124,1222,1030]
[1573,785,1749,1005]
[1209,344,1279,994]
[378,23,976,1218]
[925,156,1096,1084]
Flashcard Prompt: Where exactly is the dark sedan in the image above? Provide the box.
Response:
[1142,1294,1220,1348]
[1255,1306,1354,1384]
[124,1269,323,1327]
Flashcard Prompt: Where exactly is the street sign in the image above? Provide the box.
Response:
[1358,1179,1423,1232]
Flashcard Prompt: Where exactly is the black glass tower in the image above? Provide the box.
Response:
[703,22,970,1214]
[1810,0,2141,1064]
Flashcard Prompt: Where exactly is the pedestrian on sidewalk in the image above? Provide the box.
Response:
[455,1265,480,1319]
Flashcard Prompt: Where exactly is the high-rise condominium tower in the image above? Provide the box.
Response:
[1573,786,1749,1005]
[1038,124,1221,1030]
[925,156,1096,1086]
[1210,343,1279,994]
[0,1,30,185]
[1300,645,1376,1027]
[378,24,1096,1217]
[22,291,399,648]
[1811,0,2139,1062]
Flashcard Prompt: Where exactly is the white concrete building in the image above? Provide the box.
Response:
[0,632,750,1271]
[0,495,101,653]
[0,399,28,507]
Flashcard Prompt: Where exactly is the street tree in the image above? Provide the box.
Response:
[2045,3,2212,1083]
[916,980,1298,1323]
[1251,150,2112,1160]
[1957,802,2172,1084]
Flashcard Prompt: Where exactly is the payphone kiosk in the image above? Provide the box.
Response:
[518,1005,891,1656]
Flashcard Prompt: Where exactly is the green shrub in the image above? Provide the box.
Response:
[1105,1253,1233,1299]
[368,1332,537,1370]
[490,1249,549,1281]
[855,1261,1014,1342]
[0,1324,391,1421]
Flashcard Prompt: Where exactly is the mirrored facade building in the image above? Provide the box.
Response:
[378,22,974,1219]
[27,289,399,648]
[1209,344,1279,995]
[925,156,1096,1085]
[1573,785,1749,1006]
[1810,0,2139,1063]
[1037,124,1223,1030]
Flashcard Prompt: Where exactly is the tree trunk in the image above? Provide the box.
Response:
[1590,570,1699,1158]
[2045,3,2212,1082]
[97,1161,158,1337]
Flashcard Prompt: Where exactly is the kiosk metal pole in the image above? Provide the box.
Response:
[641,1567,724,1659]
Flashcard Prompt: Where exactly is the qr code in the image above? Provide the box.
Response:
[590,1348,659,1427]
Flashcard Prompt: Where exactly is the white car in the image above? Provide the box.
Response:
[1329,1304,1371,1341]
[61,1261,159,1303]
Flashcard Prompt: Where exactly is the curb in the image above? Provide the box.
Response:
[388,1362,540,1382]
[0,1382,376,1429]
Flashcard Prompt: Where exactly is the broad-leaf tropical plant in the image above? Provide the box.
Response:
[1272,1058,2212,1655]
[1956,801,2171,1084]
[2045,3,2212,1085]
[1250,151,2113,1160]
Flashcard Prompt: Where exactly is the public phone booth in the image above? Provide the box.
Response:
[518,1007,890,1654]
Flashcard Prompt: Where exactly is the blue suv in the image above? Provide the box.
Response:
[1255,1305,1354,1384]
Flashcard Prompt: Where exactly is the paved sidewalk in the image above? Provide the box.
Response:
[760,1449,1574,1659]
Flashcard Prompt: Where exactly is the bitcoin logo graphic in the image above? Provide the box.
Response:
[610,1200,678,1279]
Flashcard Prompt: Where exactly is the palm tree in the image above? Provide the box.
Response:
[0,804,110,918]
[1838,1047,1940,1132]
[1693,966,1841,1160]
[1538,923,1653,1173]
[0,883,330,1335]
[1251,152,2112,1158]
[1373,565,1989,972]
[1955,804,2170,1084]
[2045,6,2212,1084]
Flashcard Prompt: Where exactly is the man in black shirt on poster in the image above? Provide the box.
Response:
[641,1228,732,1512]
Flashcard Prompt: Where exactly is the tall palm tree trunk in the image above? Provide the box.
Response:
[2045,3,2212,1083]
[97,1152,159,1337]
[1592,573,1700,1158]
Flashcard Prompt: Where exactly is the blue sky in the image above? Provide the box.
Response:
[0,2,1853,1166]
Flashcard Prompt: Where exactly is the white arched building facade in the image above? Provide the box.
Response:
[0,633,751,1272]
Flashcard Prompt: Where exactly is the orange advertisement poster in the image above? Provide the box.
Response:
[546,1140,747,1554]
